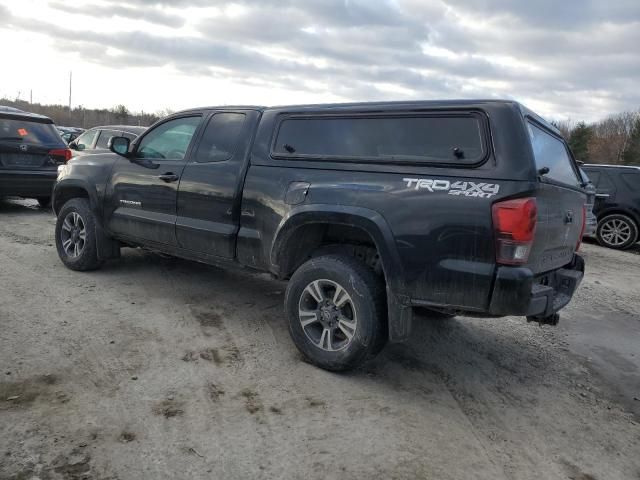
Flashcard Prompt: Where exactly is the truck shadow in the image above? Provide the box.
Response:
[0,198,51,215]
[582,236,640,255]
[368,312,560,390]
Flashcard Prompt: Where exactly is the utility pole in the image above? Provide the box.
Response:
[68,71,72,111]
[68,71,73,125]
[30,89,32,104]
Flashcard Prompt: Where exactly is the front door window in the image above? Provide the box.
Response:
[136,116,201,160]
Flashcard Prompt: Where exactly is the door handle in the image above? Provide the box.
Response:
[158,173,179,183]
[595,193,610,198]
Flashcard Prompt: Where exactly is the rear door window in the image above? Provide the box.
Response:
[527,121,580,187]
[95,130,121,149]
[273,114,486,164]
[582,169,600,185]
[596,171,616,194]
[0,118,62,145]
[194,113,246,163]
[621,173,640,191]
[122,132,138,141]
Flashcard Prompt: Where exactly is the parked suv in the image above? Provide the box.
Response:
[53,100,586,370]
[581,164,640,249]
[1,108,70,206]
[579,168,598,237]
[69,125,146,157]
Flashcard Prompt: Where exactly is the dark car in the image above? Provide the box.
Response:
[69,125,146,157]
[58,126,85,144]
[581,164,640,249]
[0,109,71,206]
[53,100,586,370]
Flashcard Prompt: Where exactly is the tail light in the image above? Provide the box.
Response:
[492,197,537,265]
[49,148,72,163]
[576,205,586,251]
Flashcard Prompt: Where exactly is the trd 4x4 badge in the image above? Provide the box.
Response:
[403,178,500,198]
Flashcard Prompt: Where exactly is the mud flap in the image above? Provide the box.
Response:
[95,223,120,261]
[387,292,412,342]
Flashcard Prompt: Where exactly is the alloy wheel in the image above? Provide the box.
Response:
[60,211,87,258]
[298,279,357,352]
[600,218,632,247]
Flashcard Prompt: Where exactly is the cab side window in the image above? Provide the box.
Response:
[195,113,246,163]
[136,116,201,160]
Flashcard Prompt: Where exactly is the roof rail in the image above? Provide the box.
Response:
[584,164,640,170]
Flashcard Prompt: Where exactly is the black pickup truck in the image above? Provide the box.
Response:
[53,100,587,370]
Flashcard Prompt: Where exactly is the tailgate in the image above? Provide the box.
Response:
[0,148,53,169]
[528,182,585,274]
[0,117,64,170]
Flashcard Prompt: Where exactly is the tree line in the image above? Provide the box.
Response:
[0,98,174,129]
[3,96,639,166]
[553,110,640,166]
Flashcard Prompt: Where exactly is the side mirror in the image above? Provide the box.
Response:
[109,136,130,156]
[69,142,77,150]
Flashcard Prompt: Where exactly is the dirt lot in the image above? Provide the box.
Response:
[1,198,639,480]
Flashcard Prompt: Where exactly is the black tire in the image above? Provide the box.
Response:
[36,196,51,208]
[55,198,103,271]
[596,214,638,250]
[285,254,387,371]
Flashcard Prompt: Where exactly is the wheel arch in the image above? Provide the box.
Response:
[270,204,412,342]
[53,179,98,217]
[596,208,640,228]
[53,179,119,261]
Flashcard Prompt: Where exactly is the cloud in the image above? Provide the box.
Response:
[2,0,640,120]
[48,1,185,28]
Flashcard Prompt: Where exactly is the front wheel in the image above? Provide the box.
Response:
[285,254,387,371]
[596,214,638,250]
[55,198,103,271]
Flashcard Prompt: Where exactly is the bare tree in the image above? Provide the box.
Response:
[588,111,639,164]
[551,119,574,140]
[0,98,159,128]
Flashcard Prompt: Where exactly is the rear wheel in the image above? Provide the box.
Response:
[285,254,387,371]
[55,198,103,271]
[596,214,638,250]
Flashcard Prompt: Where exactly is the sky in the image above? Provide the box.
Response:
[0,0,639,122]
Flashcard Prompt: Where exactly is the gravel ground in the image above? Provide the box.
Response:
[0,198,639,480]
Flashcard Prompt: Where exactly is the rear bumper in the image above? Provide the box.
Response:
[488,254,584,317]
[0,170,57,197]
